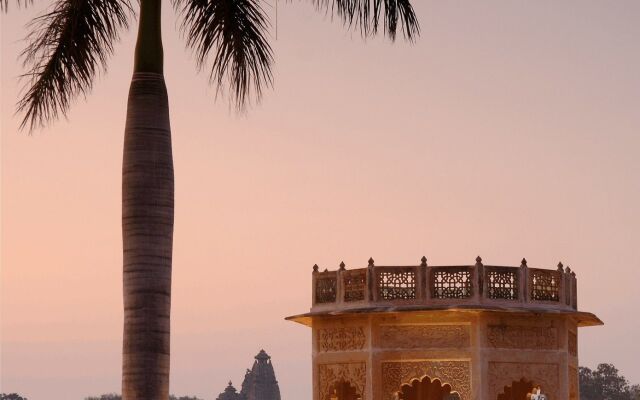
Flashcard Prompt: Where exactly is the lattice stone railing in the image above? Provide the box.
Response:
[314,271,338,304]
[376,267,417,301]
[485,266,519,301]
[529,268,562,302]
[311,257,579,311]
[430,267,473,299]
[343,269,367,302]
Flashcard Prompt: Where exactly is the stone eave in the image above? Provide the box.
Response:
[285,305,603,328]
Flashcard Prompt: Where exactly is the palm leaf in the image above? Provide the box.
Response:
[1,0,34,13]
[313,0,420,41]
[175,0,274,109]
[17,0,132,130]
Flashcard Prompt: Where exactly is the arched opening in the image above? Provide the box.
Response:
[327,380,362,400]
[497,378,542,400]
[397,375,461,400]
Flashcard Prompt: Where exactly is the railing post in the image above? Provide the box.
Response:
[557,262,565,305]
[571,270,578,309]
[312,264,319,307]
[420,256,429,302]
[367,257,375,302]
[520,258,528,305]
[474,256,484,303]
[337,261,346,306]
[564,266,572,307]
[368,257,378,302]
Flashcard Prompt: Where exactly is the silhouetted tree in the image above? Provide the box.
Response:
[0,394,28,400]
[631,385,640,400]
[580,364,637,400]
[85,395,122,400]
[169,396,203,400]
[2,0,419,399]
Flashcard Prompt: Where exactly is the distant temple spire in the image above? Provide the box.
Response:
[241,349,281,400]
[216,381,241,400]
[216,350,281,400]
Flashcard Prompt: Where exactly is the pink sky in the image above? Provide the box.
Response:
[2,1,640,399]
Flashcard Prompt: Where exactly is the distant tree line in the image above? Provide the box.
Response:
[3,363,639,400]
[84,394,202,400]
[0,395,28,400]
[580,364,639,400]
[0,393,202,400]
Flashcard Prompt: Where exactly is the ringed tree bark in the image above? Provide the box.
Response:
[122,0,173,398]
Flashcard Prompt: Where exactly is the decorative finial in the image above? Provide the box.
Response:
[521,258,528,267]
[255,349,270,360]
[339,261,346,270]
[313,264,319,272]
[368,257,375,267]
[420,256,427,267]
[557,262,564,271]
[228,381,233,386]
[571,270,576,277]
[476,256,483,265]
[566,266,571,274]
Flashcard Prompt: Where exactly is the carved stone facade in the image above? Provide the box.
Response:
[318,362,366,400]
[296,310,597,400]
[568,331,577,356]
[318,327,367,352]
[486,325,557,350]
[488,362,559,400]
[381,361,471,400]
[378,324,470,349]
[569,366,579,400]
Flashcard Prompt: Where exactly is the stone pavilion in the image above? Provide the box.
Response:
[286,256,602,400]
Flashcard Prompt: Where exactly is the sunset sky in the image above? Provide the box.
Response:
[2,1,640,399]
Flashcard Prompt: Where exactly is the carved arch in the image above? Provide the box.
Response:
[381,361,471,400]
[326,380,361,400]
[488,362,558,400]
[497,378,539,400]
[397,375,461,400]
[318,363,366,400]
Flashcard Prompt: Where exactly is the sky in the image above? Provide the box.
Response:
[2,1,640,399]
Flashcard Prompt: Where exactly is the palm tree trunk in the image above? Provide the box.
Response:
[122,1,173,399]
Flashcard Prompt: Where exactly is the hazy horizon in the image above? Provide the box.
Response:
[2,1,640,399]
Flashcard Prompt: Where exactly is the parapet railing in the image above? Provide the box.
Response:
[311,257,578,312]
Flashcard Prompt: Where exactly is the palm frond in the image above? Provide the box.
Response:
[17,0,132,131]
[313,0,419,41]
[1,0,34,13]
[175,0,274,109]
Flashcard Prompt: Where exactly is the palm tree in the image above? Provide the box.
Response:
[3,0,419,398]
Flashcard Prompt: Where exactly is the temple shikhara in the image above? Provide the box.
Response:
[286,256,603,400]
[216,350,281,400]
